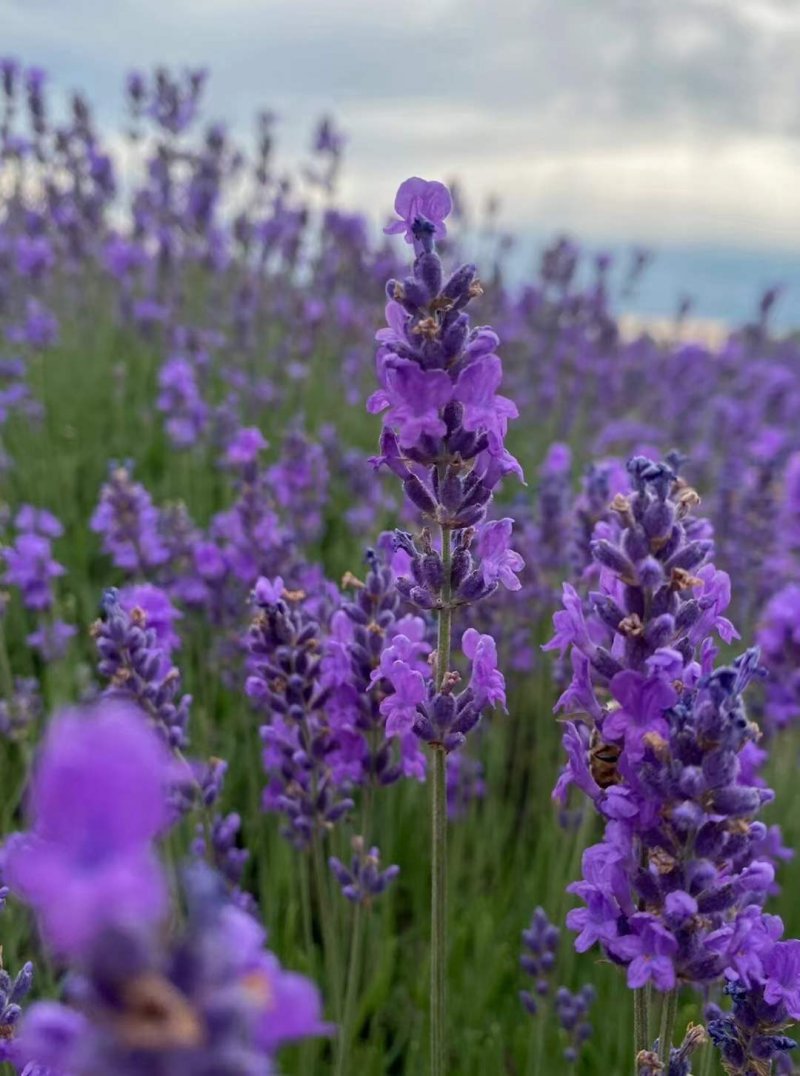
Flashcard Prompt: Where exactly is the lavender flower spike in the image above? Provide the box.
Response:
[329,836,399,905]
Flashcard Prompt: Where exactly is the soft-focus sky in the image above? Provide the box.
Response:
[5,0,800,320]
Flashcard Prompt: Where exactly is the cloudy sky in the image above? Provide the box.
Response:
[5,0,800,315]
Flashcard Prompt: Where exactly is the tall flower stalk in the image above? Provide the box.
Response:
[371,177,523,1072]
[546,454,800,1070]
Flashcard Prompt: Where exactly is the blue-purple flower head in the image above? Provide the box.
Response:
[329,836,400,905]
[4,701,174,958]
[12,865,332,1073]
[384,177,453,249]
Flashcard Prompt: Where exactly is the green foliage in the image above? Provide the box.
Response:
[2,306,798,1075]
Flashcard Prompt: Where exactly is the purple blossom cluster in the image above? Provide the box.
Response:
[370,181,522,528]
[93,586,191,749]
[329,836,399,905]
[370,179,522,758]
[518,907,595,1067]
[0,960,33,1066]
[90,464,168,575]
[547,452,800,1062]
[323,545,430,785]
[756,585,800,732]
[246,576,355,845]
[3,701,330,1074]
[2,505,75,660]
[707,972,800,1073]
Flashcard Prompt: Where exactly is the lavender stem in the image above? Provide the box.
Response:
[334,899,365,1076]
[312,832,344,1020]
[431,521,452,1076]
[634,986,649,1068]
[657,988,678,1066]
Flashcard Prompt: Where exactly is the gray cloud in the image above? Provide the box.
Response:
[4,0,800,246]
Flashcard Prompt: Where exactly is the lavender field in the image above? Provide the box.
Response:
[1,60,800,1076]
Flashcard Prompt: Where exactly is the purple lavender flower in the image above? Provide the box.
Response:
[224,426,267,467]
[379,659,428,736]
[4,701,173,958]
[322,547,428,786]
[372,178,522,776]
[462,628,506,711]
[0,960,34,1065]
[519,907,560,1012]
[445,750,486,819]
[547,453,797,1064]
[757,584,800,731]
[90,463,168,574]
[518,907,595,1067]
[3,532,65,610]
[329,836,399,904]
[708,972,800,1074]
[554,986,595,1066]
[383,177,453,247]
[93,588,192,749]
[191,810,256,916]
[0,677,42,741]
[156,355,209,448]
[13,866,332,1074]
[117,583,183,654]
[763,942,800,1015]
[2,509,75,659]
[246,578,354,845]
[475,518,525,591]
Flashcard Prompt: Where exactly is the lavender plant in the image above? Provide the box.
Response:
[3,701,331,1074]
[372,176,522,1073]
[547,453,800,1068]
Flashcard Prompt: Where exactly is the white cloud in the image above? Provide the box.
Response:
[4,0,800,249]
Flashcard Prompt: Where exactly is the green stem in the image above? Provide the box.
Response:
[698,1038,715,1076]
[299,851,314,959]
[431,519,452,1076]
[334,900,365,1076]
[312,833,344,1019]
[431,745,447,1076]
[634,987,649,1069]
[658,988,679,1066]
[0,619,15,701]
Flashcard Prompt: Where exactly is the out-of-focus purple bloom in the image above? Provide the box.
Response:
[757,584,800,731]
[90,463,168,574]
[518,907,595,1066]
[4,701,173,958]
[14,506,62,538]
[3,533,65,611]
[2,508,75,659]
[117,583,182,654]
[224,426,268,467]
[0,677,42,741]
[13,865,332,1072]
[446,750,486,819]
